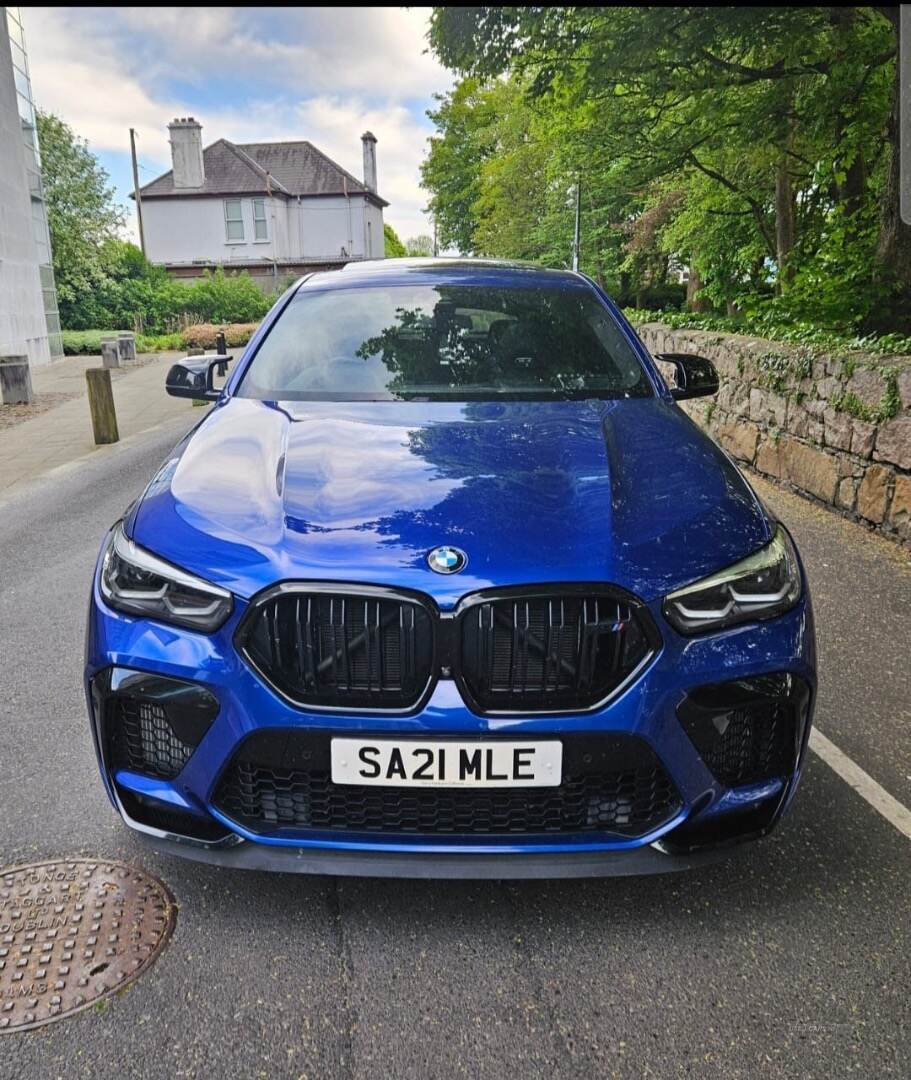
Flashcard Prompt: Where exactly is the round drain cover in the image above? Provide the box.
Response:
[0,859,175,1033]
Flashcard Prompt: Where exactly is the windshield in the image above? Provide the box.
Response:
[237,282,652,402]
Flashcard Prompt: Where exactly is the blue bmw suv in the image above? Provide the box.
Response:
[85,259,816,877]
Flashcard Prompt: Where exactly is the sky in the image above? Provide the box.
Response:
[21,6,454,245]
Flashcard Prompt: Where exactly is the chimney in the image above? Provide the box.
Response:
[361,131,377,193]
[168,117,205,188]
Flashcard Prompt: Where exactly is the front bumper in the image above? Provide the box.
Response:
[85,567,816,877]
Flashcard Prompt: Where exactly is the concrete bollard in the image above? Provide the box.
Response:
[0,355,34,404]
[118,333,137,365]
[101,338,120,370]
[85,367,119,444]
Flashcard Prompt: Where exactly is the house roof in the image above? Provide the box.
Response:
[138,138,388,206]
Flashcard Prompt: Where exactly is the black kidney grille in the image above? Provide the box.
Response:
[460,595,652,712]
[107,698,194,780]
[242,592,434,709]
[212,732,681,840]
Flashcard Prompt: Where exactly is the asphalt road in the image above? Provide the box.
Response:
[0,415,909,1079]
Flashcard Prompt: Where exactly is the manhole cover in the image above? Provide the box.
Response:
[0,859,176,1032]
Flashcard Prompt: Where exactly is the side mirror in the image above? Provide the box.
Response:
[165,354,233,401]
[655,352,719,400]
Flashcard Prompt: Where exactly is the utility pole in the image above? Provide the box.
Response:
[130,128,146,256]
[571,176,581,271]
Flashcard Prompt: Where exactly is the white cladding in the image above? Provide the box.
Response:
[0,11,51,366]
[143,193,384,266]
[144,121,386,270]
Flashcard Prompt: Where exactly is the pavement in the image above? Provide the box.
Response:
[0,390,908,1079]
[0,351,195,497]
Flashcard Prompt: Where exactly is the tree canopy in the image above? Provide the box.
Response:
[384,222,407,258]
[405,235,436,256]
[423,6,908,332]
[36,110,126,326]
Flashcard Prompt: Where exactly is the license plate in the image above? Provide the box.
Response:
[330,738,563,788]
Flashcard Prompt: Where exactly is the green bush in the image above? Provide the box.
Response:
[623,307,911,357]
[182,269,271,325]
[616,283,686,311]
[61,329,133,354]
[62,323,259,355]
[61,243,277,335]
[135,332,185,352]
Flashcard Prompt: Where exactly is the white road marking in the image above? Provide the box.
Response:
[810,728,911,842]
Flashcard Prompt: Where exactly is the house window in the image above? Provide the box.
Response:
[224,199,244,242]
[252,198,268,241]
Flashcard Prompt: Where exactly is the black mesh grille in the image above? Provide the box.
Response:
[212,732,681,840]
[107,698,194,780]
[459,593,653,713]
[239,589,435,710]
[678,675,804,788]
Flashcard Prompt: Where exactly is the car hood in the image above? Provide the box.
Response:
[130,397,771,606]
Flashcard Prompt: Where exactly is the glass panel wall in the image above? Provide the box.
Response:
[6,6,63,358]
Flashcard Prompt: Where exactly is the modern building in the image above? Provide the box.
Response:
[0,6,63,366]
[138,119,388,289]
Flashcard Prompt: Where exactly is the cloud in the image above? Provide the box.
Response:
[110,6,448,100]
[22,6,453,241]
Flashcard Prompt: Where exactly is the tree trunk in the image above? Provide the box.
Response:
[775,155,795,293]
[619,269,631,305]
[686,266,710,312]
[873,10,911,318]
[838,148,867,217]
[832,7,867,218]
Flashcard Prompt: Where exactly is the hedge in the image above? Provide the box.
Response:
[61,323,259,356]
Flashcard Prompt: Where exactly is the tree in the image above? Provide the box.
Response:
[405,235,435,256]
[384,223,407,258]
[425,6,906,330]
[871,7,911,329]
[422,78,500,253]
[35,111,126,327]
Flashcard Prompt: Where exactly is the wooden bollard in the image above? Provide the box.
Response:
[101,339,120,369]
[86,367,119,444]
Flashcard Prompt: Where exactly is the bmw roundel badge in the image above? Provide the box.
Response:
[427,545,468,575]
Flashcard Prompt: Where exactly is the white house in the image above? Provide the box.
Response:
[138,118,388,288]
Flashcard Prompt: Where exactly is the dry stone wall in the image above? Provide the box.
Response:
[636,323,911,548]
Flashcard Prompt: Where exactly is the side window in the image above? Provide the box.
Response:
[224,199,244,242]
[252,198,268,241]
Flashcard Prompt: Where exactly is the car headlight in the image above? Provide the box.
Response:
[100,522,233,632]
[663,526,801,635]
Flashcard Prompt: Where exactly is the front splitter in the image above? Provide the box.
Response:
[133,828,734,879]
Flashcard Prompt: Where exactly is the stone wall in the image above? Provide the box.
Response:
[636,323,911,547]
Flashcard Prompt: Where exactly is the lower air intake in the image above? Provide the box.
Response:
[212,732,682,841]
[109,698,194,779]
[96,669,219,782]
[678,673,810,788]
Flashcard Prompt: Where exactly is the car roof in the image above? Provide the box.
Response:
[299,257,590,292]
